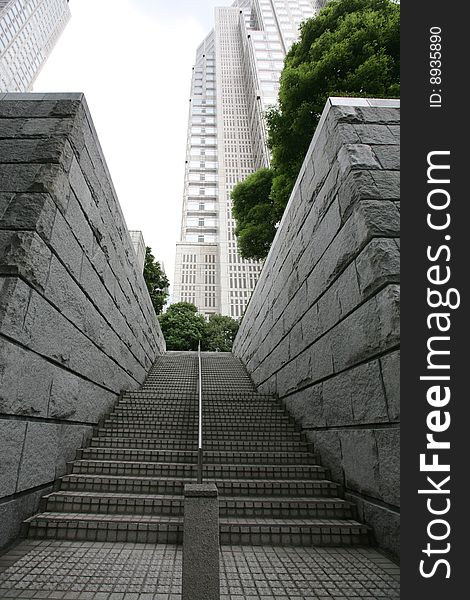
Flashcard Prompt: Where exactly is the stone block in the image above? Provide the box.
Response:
[304,429,344,484]
[0,97,82,119]
[281,281,307,334]
[0,163,71,212]
[337,169,380,220]
[331,260,362,317]
[308,162,341,224]
[299,303,321,350]
[296,200,342,285]
[54,423,94,477]
[64,190,95,256]
[380,350,400,421]
[371,144,400,170]
[337,144,382,175]
[0,193,57,239]
[277,350,312,397]
[387,125,400,143]
[330,104,365,125]
[44,255,92,337]
[0,338,54,418]
[68,156,96,220]
[288,320,304,358]
[0,230,52,291]
[357,106,400,125]
[0,138,73,170]
[304,335,334,384]
[355,238,400,298]
[1,278,136,392]
[0,419,27,497]
[375,428,400,506]
[0,486,53,550]
[355,123,399,145]
[359,499,400,561]
[330,285,400,372]
[284,384,326,429]
[16,422,58,492]
[322,360,388,427]
[47,368,117,423]
[0,277,31,336]
[305,201,398,308]
[332,121,362,146]
[0,116,74,139]
[340,429,380,499]
[322,375,354,426]
[353,199,400,239]
[259,373,277,395]
[44,255,146,378]
[49,210,84,281]
[370,170,400,200]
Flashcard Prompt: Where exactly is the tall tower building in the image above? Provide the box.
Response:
[0,0,71,93]
[174,0,322,319]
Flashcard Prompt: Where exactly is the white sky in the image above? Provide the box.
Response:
[34,0,232,289]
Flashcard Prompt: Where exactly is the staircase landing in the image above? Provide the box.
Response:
[0,539,400,599]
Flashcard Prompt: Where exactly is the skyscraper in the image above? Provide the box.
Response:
[173,0,322,319]
[0,0,71,93]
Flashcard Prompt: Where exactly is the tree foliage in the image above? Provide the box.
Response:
[202,314,240,352]
[143,247,169,315]
[231,168,277,260]
[232,0,400,260]
[158,303,206,351]
[159,303,240,352]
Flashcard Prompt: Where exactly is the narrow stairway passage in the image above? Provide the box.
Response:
[24,352,370,547]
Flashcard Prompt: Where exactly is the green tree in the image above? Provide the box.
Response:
[143,247,169,315]
[202,314,240,352]
[231,168,277,260]
[158,302,206,350]
[232,0,400,259]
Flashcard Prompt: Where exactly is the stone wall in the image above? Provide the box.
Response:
[233,98,400,558]
[0,93,166,549]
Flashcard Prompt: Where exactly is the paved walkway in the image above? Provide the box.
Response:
[0,540,399,599]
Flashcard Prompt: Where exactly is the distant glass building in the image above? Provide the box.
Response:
[0,0,71,92]
[173,0,322,318]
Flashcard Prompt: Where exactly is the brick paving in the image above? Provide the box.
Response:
[0,540,399,599]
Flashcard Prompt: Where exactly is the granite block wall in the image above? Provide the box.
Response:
[233,98,400,558]
[0,93,166,549]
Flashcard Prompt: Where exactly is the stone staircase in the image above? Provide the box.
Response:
[24,352,370,546]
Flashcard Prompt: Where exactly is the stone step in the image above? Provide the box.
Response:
[96,427,303,441]
[115,404,284,415]
[58,474,341,497]
[44,491,355,519]
[69,460,328,480]
[26,512,370,546]
[90,436,311,452]
[103,417,297,431]
[77,447,319,465]
[120,388,279,406]
[113,408,290,419]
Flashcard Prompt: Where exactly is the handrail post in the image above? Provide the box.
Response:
[182,341,220,600]
[197,340,203,484]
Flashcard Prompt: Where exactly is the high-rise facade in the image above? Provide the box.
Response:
[173,0,322,319]
[0,0,71,93]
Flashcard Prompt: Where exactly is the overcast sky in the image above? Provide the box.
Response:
[34,0,232,290]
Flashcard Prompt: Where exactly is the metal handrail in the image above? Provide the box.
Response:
[197,340,203,484]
